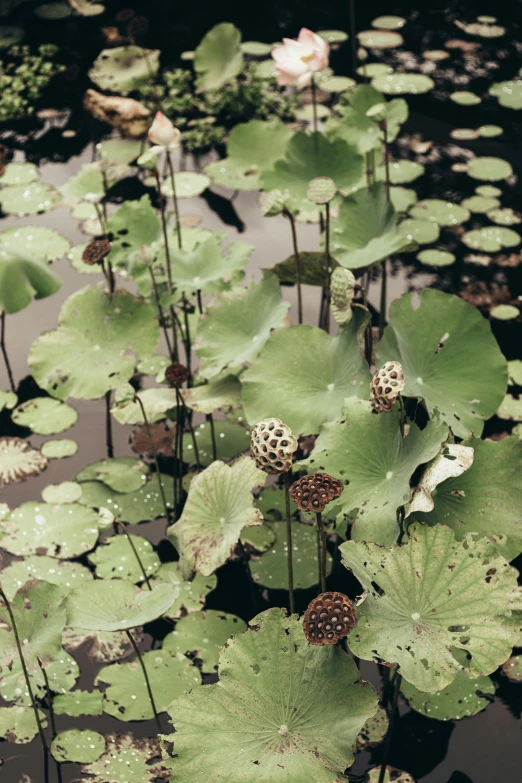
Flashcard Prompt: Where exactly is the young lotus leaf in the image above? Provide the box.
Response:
[79,474,173,524]
[89,46,160,94]
[182,419,250,467]
[0,555,92,601]
[0,225,70,262]
[89,534,160,583]
[51,728,105,763]
[81,734,168,783]
[330,184,415,269]
[299,399,448,545]
[53,689,104,717]
[0,438,48,485]
[401,667,495,721]
[11,397,77,435]
[0,502,107,559]
[412,436,522,560]
[0,162,39,185]
[194,22,243,91]
[250,521,333,589]
[0,251,61,314]
[398,218,440,245]
[167,607,378,782]
[242,312,371,436]
[168,235,253,294]
[261,132,364,209]
[61,163,105,201]
[0,581,66,671]
[75,457,149,493]
[409,199,470,226]
[0,706,47,744]
[408,444,474,516]
[163,610,246,671]
[161,171,210,198]
[489,80,522,109]
[41,438,78,458]
[466,157,513,182]
[96,138,142,164]
[0,182,62,215]
[196,272,290,379]
[382,160,424,185]
[29,285,160,400]
[491,304,519,320]
[106,195,161,269]
[461,226,520,252]
[182,372,242,414]
[96,650,200,721]
[151,562,217,619]
[327,85,407,153]
[376,289,508,437]
[417,249,455,267]
[340,523,520,692]
[66,580,178,631]
[371,72,435,94]
[168,457,265,578]
[111,388,178,425]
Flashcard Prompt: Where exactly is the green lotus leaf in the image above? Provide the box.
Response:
[487,207,521,226]
[461,195,500,213]
[240,522,277,552]
[137,354,170,375]
[0,581,66,671]
[106,195,161,269]
[89,46,160,94]
[401,665,495,721]
[167,607,378,782]
[503,655,522,681]
[508,360,522,385]
[390,186,417,213]
[41,438,78,458]
[412,436,522,560]
[62,162,105,201]
[41,481,83,504]
[341,523,520,692]
[320,75,356,92]
[0,646,78,705]
[51,728,105,763]
[450,90,481,105]
[11,397,77,435]
[194,22,243,91]
[242,311,371,436]
[81,734,168,783]
[0,225,70,264]
[250,521,332,589]
[62,626,140,664]
[261,132,363,209]
[398,217,440,245]
[417,249,455,267]
[68,243,101,275]
[0,437,48,485]
[0,247,62,313]
[89,534,160,583]
[96,138,142,164]
[0,162,39,185]
[182,372,242,414]
[34,3,72,19]
[327,85,407,153]
[461,226,520,252]
[255,486,297,521]
[182,419,250,467]
[76,457,148,493]
[409,199,470,226]
[271,251,330,286]
[151,562,217,619]
[111,388,178,425]
[356,705,389,750]
[371,72,435,94]
[53,689,103,717]
[79,473,173,523]
[0,502,108,559]
[66,580,178,631]
[331,184,414,269]
[467,157,513,181]
[381,160,424,184]
[0,705,47,744]
[0,390,16,412]
[489,80,522,109]
[161,171,210,198]
[376,289,508,437]
[241,40,272,56]
[168,456,265,578]
[164,609,246,671]
[497,394,522,421]
[96,650,200,721]
[0,182,62,215]
[169,235,253,294]
[29,285,160,400]
[196,272,290,379]
[299,399,448,545]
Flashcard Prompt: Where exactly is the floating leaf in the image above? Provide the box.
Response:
[390,186,416,213]
[163,610,246,671]
[401,667,495,721]
[327,86,407,154]
[242,313,371,436]
[41,438,78,458]
[63,627,139,664]
[161,171,210,199]
[51,729,105,763]
[450,91,481,105]
[0,647,78,704]
[502,655,522,682]
[250,521,332,589]
[241,41,272,56]
[168,456,265,578]
[151,562,217,619]
[96,138,142,164]
[372,15,406,29]
[89,46,160,94]
[29,285,160,400]
[376,289,508,437]
[0,705,47,744]
[62,163,104,201]
[409,199,470,226]
[0,163,38,185]
[53,689,103,717]
[340,523,519,692]
[461,226,520,252]
[461,195,500,213]
[0,182,62,216]
[66,580,178,631]
[81,734,168,783]
[385,160,425,184]
[106,195,161,269]
[89,534,160,583]
[167,608,378,782]
[79,474,173,524]
[111,388,178,425]
[466,157,513,181]
[398,218,439,245]
[182,419,250,467]
[42,481,83,504]
[182,372,242,414]
[417,249,455,267]
[0,555,92,602]
[0,390,17,412]
[487,207,521,226]
[356,705,389,750]
[358,29,403,48]
[0,225,70,263]
[491,304,519,320]
[0,438,48,486]
[76,458,148,493]
[11,397,77,435]
[489,80,522,109]
[371,73,435,94]
[168,235,253,295]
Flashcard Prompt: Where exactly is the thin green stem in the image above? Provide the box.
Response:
[383,119,391,203]
[315,512,328,593]
[176,388,200,470]
[166,151,183,251]
[125,629,162,734]
[154,168,174,291]
[311,73,319,136]
[284,471,295,614]
[378,672,402,783]
[361,281,373,367]
[149,265,174,360]
[114,520,153,589]
[105,390,114,459]
[399,395,406,439]
[135,395,171,523]
[0,588,48,753]
[207,413,218,463]
[379,258,387,338]
[181,297,192,380]
[1,312,15,392]
[37,656,62,783]
[237,540,258,615]
[285,208,303,325]
[323,201,331,333]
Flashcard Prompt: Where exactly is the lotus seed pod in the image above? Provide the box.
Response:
[370,361,405,413]
[82,237,111,266]
[165,363,190,388]
[259,189,287,217]
[331,268,356,325]
[307,176,337,205]
[250,418,298,474]
[303,591,357,646]
[289,472,344,513]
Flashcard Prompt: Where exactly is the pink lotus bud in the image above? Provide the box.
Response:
[271,28,329,88]
[148,111,181,149]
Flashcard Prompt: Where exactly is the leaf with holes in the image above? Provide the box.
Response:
[89,46,160,94]
[89,534,160,583]
[0,555,92,601]
[11,397,77,435]
[401,664,495,721]
[163,610,246,671]
[250,521,333,589]
[81,734,168,783]
[0,705,48,744]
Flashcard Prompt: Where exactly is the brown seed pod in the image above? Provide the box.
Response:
[165,363,189,388]
[370,361,405,413]
[289,473,343,513]
[250,418,298,474]
[82,237,111,266]
[303,591,357,645]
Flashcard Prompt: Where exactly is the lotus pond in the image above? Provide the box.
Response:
[0,1,521,782]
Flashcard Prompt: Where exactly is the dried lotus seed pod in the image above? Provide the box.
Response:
[165,363,189,388]
[303,591,357,645]
[250,418,298,474]
[82,237,111,265]
[370,361,405,413]
[307,176,337,205]
[289,472,344,513]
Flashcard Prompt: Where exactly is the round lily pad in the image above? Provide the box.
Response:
[81,735,168,782]
[475,184,502,197]
[11,397,77,435]
[254,59,278,79]
[489,80,522,109]
[390,186,416,213]
[358,30,403,48]
[0,183,62,216]
[467,157,513,181]
[371,73,435,95]
[89,534,160,583]
[76,458,148,493]
[423,50,450,61]
[462,226,520,252]
[240,41,272,56]
[34,2,72,19]
[398,218,440,244]
[417,249,455,266]
[357,63,393,77]
[478,124,503,137]
[51,729,105,763]
[487,207,521,226]
[490,304,519,320]
[89,46,160,95]
[0,555,92,602]
[0,162,39,185]
[42,481,83,504]
[0,705,47,744]
[250,521,332,589]
[450,128,479,141]
[79,474,173,524]
[320,76,356,93]
[294,104,331,121]
[0,390,17,412]
[163,610,246,670]
[0,226,70,264]
[387,160,425,184]
[53,690,103,718]
[401,668,495,720]
[96,138,142,164]
[461,195,500,213]
[371,15,406,30]
[41,439,78,458]
[317,30,348,43]
[409,199,470,226]
[161,172,210,199]
[450,91,481,105]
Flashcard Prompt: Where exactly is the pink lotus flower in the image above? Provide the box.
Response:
[272,28,329,88]
[148,111,181,149]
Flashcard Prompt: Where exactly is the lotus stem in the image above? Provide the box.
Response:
[0,312,15,392]
[0,588,48,754]
[236,540,258,615]
[175,388,201,470]
[37,659,59,752]
[284,471,295,614]
[125,629,162,734]
[361,280,373,366]
[181,297,192,380]
[134,394,171,522]
[397,506,406,546]
[315,512,328,592]
[197,290,203,315]
[207,413,218,462]
[149,265,174,360]
[166,151,183,251]
[322,201,332,333]
[383,119,391,203]
[105,390,114,459]
[311,73,319,143]
[399,395,406,439]
[378,671,402,783]
[153,167,174,291]
[284,207,303,325]
[379,258,387,338]
[114,520,153,589]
